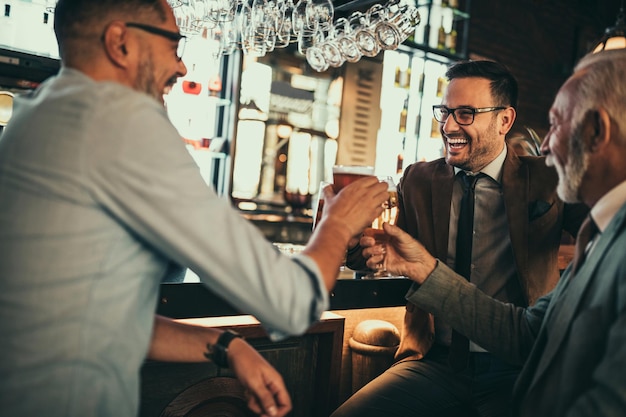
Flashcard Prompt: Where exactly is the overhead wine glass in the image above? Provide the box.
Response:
[306,43,330,72]
[306,0,333,31]
[351,10,380,58]
[334,17,362,63]
[274,0,296,48]
[320,24,345,68]
[363,176,398,278]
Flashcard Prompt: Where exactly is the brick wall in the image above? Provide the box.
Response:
[467,0,620,137]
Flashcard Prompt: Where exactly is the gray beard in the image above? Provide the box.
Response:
[555,127,588,203]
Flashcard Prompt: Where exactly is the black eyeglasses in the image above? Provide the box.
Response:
[125,22,186,60]
[432,105,507,126]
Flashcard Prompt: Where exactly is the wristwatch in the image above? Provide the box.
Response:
[204,329,243,368]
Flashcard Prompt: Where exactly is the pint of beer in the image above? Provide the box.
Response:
[332,165,375,193]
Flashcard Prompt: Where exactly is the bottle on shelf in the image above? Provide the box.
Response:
[430,117,441,138]
[399,98,408,133]
[436,76,447,97]
[437,16,446,50]
[445,21,457,54]
[417,72,425,94]
[396,152,404,174]
[394,66,402,87]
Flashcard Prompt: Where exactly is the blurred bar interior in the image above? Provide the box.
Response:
[2,0,625,414]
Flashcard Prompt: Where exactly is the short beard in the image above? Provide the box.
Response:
[555,124,589,203]
[134,51,163,104]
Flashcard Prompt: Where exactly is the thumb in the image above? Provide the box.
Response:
[322,183,336,200]
[383,222,406,239]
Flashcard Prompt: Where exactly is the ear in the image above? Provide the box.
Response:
[499,106,517,135]
[101,21,131,69]
[584,108,611,153]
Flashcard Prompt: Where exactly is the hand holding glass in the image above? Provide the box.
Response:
[363,176,398,278]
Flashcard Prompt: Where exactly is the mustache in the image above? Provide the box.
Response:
[166,75,179,87]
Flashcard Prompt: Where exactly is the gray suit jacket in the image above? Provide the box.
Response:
[407,201,626,416]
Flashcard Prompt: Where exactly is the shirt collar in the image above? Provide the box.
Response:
[453,144,507,184]
[590,180,626,233]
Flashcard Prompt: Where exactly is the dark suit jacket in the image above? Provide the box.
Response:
[406,201,626,416]
[375,146,588,361]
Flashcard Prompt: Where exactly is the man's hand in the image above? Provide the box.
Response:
[320,177,388,242]
[360,223,437,284]
[228,338,292,417]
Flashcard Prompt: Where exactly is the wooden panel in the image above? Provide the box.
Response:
[139,313,344,417]
[336,57,383,167]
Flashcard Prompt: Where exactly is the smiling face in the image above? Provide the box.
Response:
[439,77,512,172]
[128,0,187,103]
[542,76,590,203]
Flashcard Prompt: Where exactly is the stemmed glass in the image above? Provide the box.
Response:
[306,0,334,31]
[363,176,398,278]
[351,11,380,58]
[334,17,362,63]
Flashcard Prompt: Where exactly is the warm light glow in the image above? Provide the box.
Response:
[592,2,626,53]
[276,123,293,139]
[594,35,626,52]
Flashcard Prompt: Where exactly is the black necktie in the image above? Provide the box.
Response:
[448,172,482,372]
[571,216,598,275]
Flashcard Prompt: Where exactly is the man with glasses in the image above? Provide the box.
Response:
[0,1,389,417]
[335,60,587,417]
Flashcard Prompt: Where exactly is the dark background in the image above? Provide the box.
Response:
[466,0,622,137]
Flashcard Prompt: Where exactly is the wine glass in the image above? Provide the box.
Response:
[306,0,333,31]
[363,176,398,278]
[334,17,362,63]
[351,10,380,58]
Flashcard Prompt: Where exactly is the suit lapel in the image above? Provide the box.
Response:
[501,149,530,284]
[525,204,626,393]
[431,162,454,260]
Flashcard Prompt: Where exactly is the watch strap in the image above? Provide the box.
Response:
[204,329,243,368]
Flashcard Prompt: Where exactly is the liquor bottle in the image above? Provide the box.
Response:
[436,76,447,97]
[402,66,412,89]
[399,99,408,133]
[446,21,457,54]
[437,16,446,50]
[431,117,441,138]
[394,66,402,87]
[396,152,404,174]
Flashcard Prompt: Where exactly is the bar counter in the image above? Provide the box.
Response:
[157,277,412,318]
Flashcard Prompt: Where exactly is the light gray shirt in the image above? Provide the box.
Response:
[0,68,328,417]
[438,146,521,350]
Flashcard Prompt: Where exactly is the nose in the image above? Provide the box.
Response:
[442,112,461,134]
[177,59,188,77]
[539,132,551,156]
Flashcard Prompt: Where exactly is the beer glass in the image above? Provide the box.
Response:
[311,181,331,230]
[363,176,398,278]
[331,165,375,193]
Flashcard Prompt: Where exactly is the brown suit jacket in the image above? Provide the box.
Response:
[362,146,588,361]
